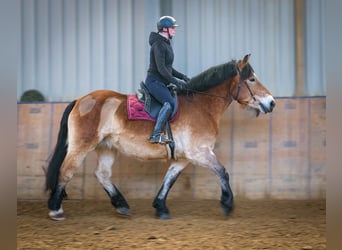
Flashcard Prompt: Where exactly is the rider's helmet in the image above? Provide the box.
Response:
[157,16,179,31]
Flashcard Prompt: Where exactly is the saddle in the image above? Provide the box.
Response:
[127,82,178,122]
[127,82,178,159]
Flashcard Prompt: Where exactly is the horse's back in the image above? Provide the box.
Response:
[80,89,127,102]
[73,89,127,120]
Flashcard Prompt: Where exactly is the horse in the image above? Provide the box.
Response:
[45,54,275,220]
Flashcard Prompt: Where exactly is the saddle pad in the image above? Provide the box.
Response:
[127,94,178,122]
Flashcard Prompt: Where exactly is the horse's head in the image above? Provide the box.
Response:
[231,54,275,116]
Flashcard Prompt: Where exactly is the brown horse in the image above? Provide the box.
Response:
[45,54,275,220]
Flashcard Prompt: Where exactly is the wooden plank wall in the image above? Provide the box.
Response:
[17,97,326,200]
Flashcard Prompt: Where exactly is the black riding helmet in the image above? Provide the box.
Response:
[157,16,179,32]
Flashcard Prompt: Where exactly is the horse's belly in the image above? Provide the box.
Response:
[115,140,169,161]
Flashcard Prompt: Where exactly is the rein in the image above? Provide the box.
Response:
[183,89,230,101]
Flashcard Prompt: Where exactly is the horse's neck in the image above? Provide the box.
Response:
[204,79,233,110]
[196,80,233,123]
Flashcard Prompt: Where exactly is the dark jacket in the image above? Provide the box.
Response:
[147,32,184,85]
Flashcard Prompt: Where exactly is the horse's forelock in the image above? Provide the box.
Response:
[240,63,254,80]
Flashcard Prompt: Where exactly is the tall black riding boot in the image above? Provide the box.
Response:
[149,102,172,144]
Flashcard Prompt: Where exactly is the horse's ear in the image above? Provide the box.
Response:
[238,54,251,70]
[243,54,251,63]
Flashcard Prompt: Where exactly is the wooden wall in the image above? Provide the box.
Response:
[17,97,326,200]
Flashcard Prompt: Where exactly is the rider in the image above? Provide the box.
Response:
[145,16,190,145]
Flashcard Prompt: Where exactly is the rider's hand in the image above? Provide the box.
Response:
[182,75,190,83]
[176,79,187,91]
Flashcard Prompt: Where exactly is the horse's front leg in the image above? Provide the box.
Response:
[153,160,189,219]
[192,147,234,216]
[212,164,234,216]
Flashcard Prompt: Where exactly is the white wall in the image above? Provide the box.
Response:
[18,0,326,101]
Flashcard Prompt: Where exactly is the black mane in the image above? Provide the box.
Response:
[184,59,255,93]
[185,60,238,92]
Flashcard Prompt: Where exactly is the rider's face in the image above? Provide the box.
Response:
[168,27,176,37]
[163,27,176,38]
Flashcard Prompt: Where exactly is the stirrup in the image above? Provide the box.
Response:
[149,134,172,145]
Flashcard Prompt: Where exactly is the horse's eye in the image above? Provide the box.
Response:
[249,78,255,83]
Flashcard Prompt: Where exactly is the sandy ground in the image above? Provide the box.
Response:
[17,199,325,250]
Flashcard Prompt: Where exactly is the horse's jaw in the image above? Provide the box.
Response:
[243,106,261,117]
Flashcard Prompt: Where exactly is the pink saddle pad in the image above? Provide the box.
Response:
[127,94,178,122]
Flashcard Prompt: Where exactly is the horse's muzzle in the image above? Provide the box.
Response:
[259,96,276,113]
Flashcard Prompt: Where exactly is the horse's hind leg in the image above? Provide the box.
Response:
[48,185,66,220]
[95,148,130,216]
[48,150,87,220]
[153,160,189,219]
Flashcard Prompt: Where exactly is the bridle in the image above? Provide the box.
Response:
[183,66,257,102]
[234,67,257,102]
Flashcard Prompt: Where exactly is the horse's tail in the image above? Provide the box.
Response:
[45,100,76,194]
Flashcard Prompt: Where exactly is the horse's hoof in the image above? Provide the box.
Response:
[49,213,65,221]
[48,208,65,221]
[156,212,171,220]
[116,207,131,217]
[221,205,234,217]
